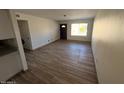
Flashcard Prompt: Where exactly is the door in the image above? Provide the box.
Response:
[17,20,31,50]
[60,24,67,40]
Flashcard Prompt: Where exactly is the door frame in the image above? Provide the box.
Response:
[60,24,67,40]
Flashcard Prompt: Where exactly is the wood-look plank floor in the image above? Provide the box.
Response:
[10,40,98,84]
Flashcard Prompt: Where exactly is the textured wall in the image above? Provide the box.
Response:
[92,10,124,83]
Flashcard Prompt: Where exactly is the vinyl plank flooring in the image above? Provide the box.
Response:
[10,40,98,84]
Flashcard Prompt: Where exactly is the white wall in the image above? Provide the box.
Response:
[58,18,94,41]
[0,10,28,81]
[0,10,27,71]
[0,10,15,40]
[92,10,124,83]
[9,10,28,71]
[16,12,59,50]
[0,10,27,81]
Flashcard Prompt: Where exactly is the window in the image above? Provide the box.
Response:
[61,25,66,28]
[71,23,88,36]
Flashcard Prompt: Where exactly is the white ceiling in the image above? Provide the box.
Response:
[13,9,98,21]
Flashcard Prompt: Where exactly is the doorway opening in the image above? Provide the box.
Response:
[17,20,32,50]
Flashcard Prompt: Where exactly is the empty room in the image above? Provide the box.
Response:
[0,9,124,84]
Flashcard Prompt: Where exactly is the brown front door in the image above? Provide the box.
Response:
[60,24,67,40]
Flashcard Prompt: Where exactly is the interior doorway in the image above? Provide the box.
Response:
[17,20,32,50]
[60,24,67,40]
